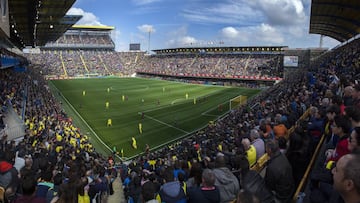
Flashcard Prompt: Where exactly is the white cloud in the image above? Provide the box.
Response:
[180,36,197,45]
[137,24,156,33]
[219,24,284,46]
[182,1,260,25]
[220,27,239,39]
[165,25,198,47]
[249,0,306,25]
[258,24,284,44]
[182,0,306,26]
[67,8,104,26]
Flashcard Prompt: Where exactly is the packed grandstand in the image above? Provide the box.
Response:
[0,1,360,203]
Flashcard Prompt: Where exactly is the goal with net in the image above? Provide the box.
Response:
[229,95,247,110]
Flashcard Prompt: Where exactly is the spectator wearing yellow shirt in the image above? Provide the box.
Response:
[242,138,257,167]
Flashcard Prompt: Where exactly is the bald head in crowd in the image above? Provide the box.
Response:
[332,153,360,203]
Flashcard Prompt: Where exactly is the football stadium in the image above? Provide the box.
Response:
[0,0,359,203]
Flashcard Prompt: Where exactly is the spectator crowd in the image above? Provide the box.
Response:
[0,37,359,203]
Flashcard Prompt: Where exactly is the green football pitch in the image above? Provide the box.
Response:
[50,77,261,160]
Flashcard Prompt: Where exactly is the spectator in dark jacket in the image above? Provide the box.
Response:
[157,167,187,203]
[36,170,54,198]
[0,150,19,200]
[187,169,220,203]
[212,154,240,203]
[13,176,46,203]
[238,156,274,203]
[286,132,311,187]
[265,140,294,202]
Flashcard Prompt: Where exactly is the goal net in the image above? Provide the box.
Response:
[229,95,247,110]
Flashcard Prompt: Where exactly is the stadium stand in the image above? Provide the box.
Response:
[0,0,359,203]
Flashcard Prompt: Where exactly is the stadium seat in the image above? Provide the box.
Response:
[0,186,5,203]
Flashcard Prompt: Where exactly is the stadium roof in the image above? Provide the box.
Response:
[70,25,115,31]
[8,0,81,48]
[310,0,360,43]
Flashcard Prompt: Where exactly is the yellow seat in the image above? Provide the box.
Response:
[257,154,269,168]
[0,186,5,203]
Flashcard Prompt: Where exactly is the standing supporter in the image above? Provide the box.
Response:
[307,107,325,144]
[36,170,54,198]
[141,181,158,203]
[324,105,341,148]
[286,132,311,187]
[187,169,220,203]
[212,154,240,203]
[186,162,202,188]
[238,156,274,203]
[13,176,46,203]
[264,140,294,202]
[325,116,351,167]
[46,173,62,203]
[156,167,187,203]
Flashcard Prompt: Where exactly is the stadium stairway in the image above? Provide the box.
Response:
[107,176,126,203]
[2,106,25,141]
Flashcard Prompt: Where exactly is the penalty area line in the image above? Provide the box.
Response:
[138,112,189,134]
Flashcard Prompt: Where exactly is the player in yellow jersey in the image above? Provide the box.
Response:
[107,118,112,127]
[105,101,109,109]
[132,137,137,149]
[138,122,143,134]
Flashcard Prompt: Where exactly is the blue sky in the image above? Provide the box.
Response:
[68,0,340,51]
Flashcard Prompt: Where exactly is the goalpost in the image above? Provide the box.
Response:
[229,95,247,110]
